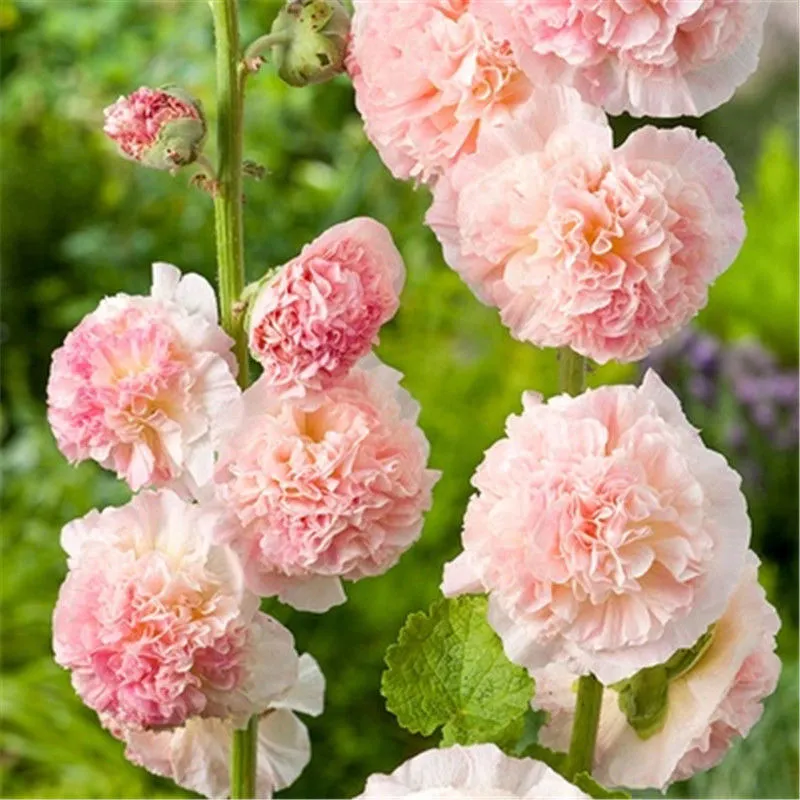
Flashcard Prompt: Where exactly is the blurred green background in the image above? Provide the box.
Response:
[1,1,798,798]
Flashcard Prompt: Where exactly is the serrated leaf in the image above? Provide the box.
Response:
[573,772,630,799]
[381,595,534,747]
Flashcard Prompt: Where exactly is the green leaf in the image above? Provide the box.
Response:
[573,772,631,799]
[381,595,535,747]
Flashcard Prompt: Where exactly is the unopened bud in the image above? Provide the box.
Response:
[103,86,206,171]
[270,0,350,88]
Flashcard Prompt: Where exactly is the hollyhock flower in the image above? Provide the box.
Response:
[473,0,769,117]
[248,218,405,396]
[356,743,589,798]
[533,553,781,789]
[427,85,744,363]
[213,356,439,612]
[103,86,206,170]
[47,263,239,493]
[112,654,324,799]
[442,370,750,685]
[53,490,299,730]
[347,0,534,183]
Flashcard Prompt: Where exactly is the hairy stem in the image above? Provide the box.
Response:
[211,0,255,795]
[212,0,248,390]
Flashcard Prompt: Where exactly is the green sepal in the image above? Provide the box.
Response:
[663,625,716,681]
[138,85,206,171]
[614,665,669,740]
[241,264,284,334]
[611,624,717,741]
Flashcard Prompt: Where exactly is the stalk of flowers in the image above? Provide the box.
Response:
[52,490,305,733]
[426,84,745,366]
[47,263,240,494]
[442,370,751,686]
[471,0,770,118]
[531,552,781,789]
[356,743,590,798]
[108,653,325,799]
[246,217,406,397]
[212,355,440,612]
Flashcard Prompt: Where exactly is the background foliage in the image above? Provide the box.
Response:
[1,1,798,798]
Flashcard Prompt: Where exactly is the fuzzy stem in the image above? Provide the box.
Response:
[565,674,604,778]
[211,0,255,795]
[212,0,249,390]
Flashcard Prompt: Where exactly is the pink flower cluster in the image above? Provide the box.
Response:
[214,357,439,612]
[427,86,744,363]
[348,1,767,181]
[443,371,750,685]
[53,490,300,730]
[532,554,781,789]
[47,263,239,493]
[47,220,439,792]
[248,218,405,396]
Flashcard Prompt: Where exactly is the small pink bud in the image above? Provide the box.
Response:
[103,85,206,171]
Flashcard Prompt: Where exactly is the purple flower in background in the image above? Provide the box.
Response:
[643,328,799,469]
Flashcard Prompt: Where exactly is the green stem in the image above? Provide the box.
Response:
[211,0,255,795]
[558,347,587,397]
[230,716,259,799]
[212,0,249,390]
[566,674,604,778]
[557,349,602,779]
[243,32,292,70]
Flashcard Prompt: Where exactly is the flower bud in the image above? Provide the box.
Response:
[103,86,206,171]
[270,0,350,88]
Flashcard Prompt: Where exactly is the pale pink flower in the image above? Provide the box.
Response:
[442,370,750,685]
[356,743,590,798]
[47,263,239,493]
[473,0,769,117]
[533,553,781,789]
[213,356,440,612]
[53,490,299,730]
[347,0,533,183]
[248,217,405,397]
[103,86,206,170]
[427,86,744,363]
[112,654,324,799]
